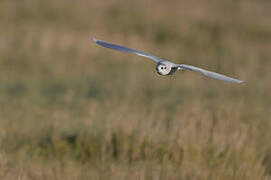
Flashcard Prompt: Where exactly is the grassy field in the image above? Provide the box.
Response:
[0,0,271,179]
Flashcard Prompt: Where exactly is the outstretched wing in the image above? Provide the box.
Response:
[178,64,244,83]
[93,38,161,63]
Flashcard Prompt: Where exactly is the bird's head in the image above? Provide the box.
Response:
[156,63,171,75]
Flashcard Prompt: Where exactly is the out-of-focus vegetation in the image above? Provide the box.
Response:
[0,0,271,179]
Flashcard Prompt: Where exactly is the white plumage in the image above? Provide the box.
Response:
[93,38,244,83]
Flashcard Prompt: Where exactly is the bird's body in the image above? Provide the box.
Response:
[93,38,244,83]
[156,61,178,75]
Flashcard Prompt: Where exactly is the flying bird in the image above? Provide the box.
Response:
[93,38,244,83]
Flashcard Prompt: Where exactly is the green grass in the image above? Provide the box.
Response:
[0,0,271,179]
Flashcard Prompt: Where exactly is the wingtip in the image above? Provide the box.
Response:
[92,37,98,43]
[236,80,245,84]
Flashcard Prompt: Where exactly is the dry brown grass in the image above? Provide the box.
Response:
[0,0,271,179]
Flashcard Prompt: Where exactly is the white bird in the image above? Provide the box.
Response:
[93,38,244,83]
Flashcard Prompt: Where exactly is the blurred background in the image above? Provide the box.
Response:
[0,0,271,179]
